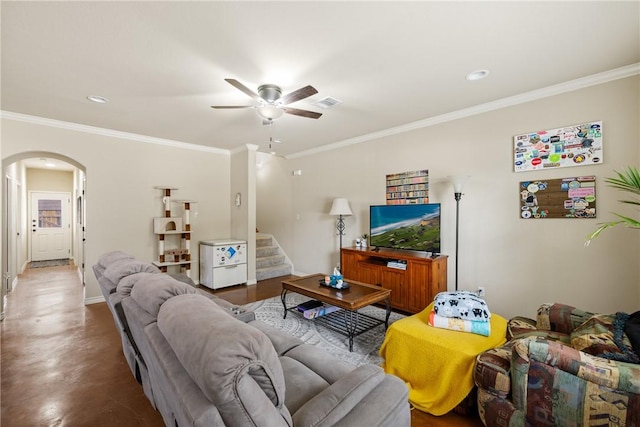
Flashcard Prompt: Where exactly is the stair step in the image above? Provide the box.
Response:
[256,263,292,281]
[256,254,285,269]
[256,245,279,258]
[256,235,272,247]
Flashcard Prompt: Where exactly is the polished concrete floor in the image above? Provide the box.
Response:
[1,264,163,426]
[1,265,482,427]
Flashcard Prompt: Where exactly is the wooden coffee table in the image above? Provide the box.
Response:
[281,274,391,351]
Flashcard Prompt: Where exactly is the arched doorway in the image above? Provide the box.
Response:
[2,151,86,319]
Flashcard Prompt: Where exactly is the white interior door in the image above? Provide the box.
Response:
[30,192,71,261]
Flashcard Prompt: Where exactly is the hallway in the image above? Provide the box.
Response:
[1,265,162,426]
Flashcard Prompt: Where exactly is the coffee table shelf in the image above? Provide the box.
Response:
[311,309,386,340]
[281,274,391,351]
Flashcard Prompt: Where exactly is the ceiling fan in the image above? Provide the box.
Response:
[211,78,322,123]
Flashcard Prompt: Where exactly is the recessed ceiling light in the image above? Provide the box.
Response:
[465,70,489,81]
[87,95,109,103]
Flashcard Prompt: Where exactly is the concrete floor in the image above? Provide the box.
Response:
[1,264,163,426]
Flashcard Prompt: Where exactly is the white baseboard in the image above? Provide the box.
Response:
[84,295,105,305]
[293,270,311,277]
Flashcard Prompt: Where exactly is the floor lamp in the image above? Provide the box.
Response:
[329,198,353,272]
[449,176,470,291]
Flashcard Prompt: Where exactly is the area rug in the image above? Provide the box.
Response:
[247,294,405,366]
[28,259,70,268]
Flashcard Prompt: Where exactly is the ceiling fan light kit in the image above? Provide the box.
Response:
[212,78,322,122]
[256,104,284,120]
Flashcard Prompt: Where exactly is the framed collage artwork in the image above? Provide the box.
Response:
[514,121,602,172]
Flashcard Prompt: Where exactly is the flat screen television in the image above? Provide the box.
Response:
[369,203,441,253]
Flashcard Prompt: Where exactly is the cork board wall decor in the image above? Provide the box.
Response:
[519,176,596,219]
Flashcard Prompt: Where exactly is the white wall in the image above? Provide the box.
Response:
[256,153,294,253]
[258,76,640,319]
[1,119,232,302]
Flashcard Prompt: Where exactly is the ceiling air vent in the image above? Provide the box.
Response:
[312,96,343,109]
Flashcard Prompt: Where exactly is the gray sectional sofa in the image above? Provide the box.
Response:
[94,251,410,426]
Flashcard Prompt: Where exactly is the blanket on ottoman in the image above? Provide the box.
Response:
[379,303,507,415]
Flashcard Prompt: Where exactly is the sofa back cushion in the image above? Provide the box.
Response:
[129,274,196,317]
[570,313,639,363]
[97,250,134,269]
[117,272,156,297]
[103,259,160,284]
[157,294,291,427]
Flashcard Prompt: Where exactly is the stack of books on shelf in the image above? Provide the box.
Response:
[386,260,407,270]
[297,300,341,319]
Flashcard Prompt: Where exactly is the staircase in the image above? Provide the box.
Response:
[256,234,292,281]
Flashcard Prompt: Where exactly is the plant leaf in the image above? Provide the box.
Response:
[585,165,640,245]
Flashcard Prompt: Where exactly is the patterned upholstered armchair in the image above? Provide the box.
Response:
[473,303,640,426]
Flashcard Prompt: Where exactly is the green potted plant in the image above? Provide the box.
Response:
[586,166,640,245]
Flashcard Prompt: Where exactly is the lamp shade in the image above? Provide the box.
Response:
[256,105,284,120]
[329,198,353,216]
[449,175,470,193]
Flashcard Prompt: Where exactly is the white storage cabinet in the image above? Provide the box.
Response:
[199,239,247,289]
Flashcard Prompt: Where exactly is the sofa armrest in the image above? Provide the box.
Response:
[474,341,517,399]
[292,364,390,426]
[507,316,536,340]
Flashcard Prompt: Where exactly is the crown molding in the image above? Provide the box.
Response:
[229,144,260,155]
[286,63,640,159]
[2,63,638,161]
[0,111,229,155]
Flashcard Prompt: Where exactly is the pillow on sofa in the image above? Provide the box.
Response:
[570,313,639,363]
[536,303,594,333]
[103,259,160,284]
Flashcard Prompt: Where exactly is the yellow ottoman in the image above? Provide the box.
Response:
[379,303,507,415]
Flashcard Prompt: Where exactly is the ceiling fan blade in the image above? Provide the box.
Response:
[279,85,318,105]
[283,107,322,119]
[225,78,262,102]
[210,105,253,109]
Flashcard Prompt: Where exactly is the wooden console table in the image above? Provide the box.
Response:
[341,247,447,314]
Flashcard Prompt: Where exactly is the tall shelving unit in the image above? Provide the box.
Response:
[152,186,194,277]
